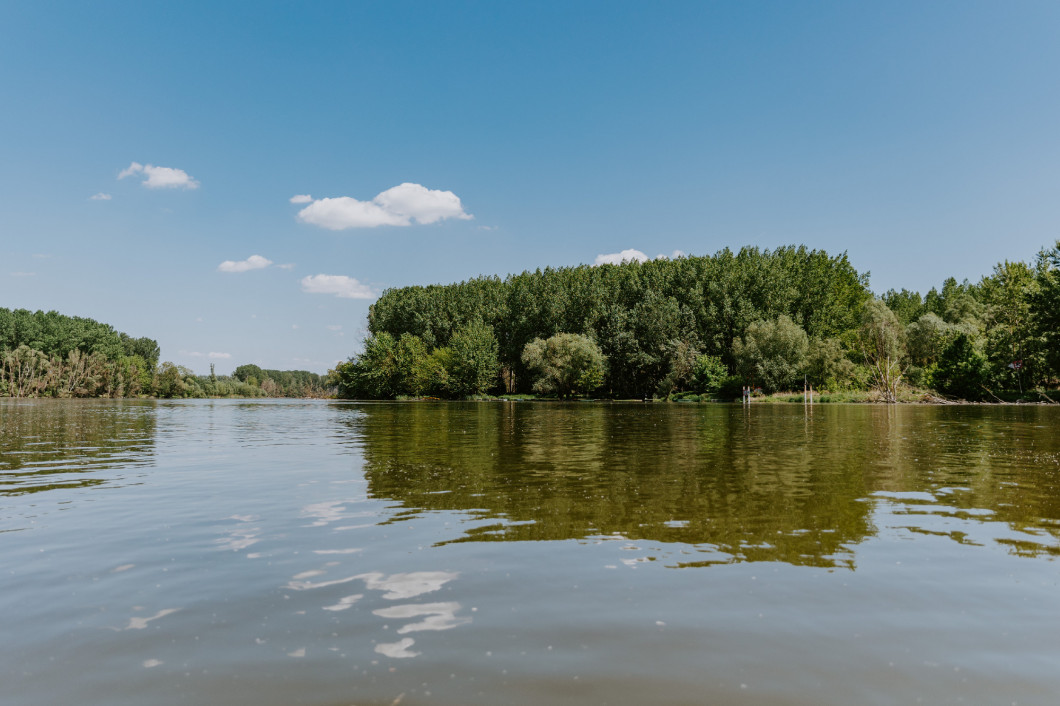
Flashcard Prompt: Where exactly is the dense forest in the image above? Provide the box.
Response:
[0,308,331,399]
[335,242,1060,402]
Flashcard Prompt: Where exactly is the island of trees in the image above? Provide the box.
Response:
[334,242,1060,403]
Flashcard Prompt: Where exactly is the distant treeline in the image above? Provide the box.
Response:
[336,242,1060,401]
[0,307,333,399]
[232,364,332,398]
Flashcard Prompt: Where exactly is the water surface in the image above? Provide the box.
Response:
[2,399,1059,705]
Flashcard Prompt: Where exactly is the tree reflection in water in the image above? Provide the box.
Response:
[346,402,1060,567]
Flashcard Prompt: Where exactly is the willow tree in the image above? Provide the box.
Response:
[733,315,809,393]
[522,333,606,398]
[859,299,906,402]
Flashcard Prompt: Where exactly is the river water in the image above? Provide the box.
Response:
[2,399,1059,705]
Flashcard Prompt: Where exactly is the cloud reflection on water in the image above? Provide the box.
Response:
[124,608,179,630]
[373,602,471,634]
[374,637,419,659]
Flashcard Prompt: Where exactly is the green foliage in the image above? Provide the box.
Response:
[715,375,746,401]
[1031,241,1060,382]
[905,313,960,367]
[882,289,926,326]
[0,308,155,363]
[415,347,455,397]
[859,299,907,402]
[230,363,330,397]
[333,326,498,400]
[0,308,160,397]
[121,334,160,369]
[337,333,400,398]
[367,245,870,398]
[689,354,728,395]
[521,333,607,398]
[155,362,187,399]
[925,277,984,327]
[931,333,989,400]
[656,338,701,398]
[979,260,1040,387]
[805,337,857,390]
[394,333,431,396]
[447,319,500,397]
[233,364,265,385]
[733,315,809,393]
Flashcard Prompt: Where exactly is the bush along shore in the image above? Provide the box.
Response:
[334,242,1060,403]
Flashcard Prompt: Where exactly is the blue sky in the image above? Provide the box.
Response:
[2,1,1059,374]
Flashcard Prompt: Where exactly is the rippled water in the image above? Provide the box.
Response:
[2,399,1059,705]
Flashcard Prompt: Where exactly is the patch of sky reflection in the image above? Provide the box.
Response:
[873,490,1060,558]
[282,566,468,659]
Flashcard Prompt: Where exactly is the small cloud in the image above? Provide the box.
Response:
[119,161,200,189]
[595,249,649,266]
[292,324,300,330]
[218,255,273,273]
[655,250,686,261]
[301,274,377,299]
[478,225,497,231]
[295,182,472,230]
[289,194,313,204]
[195,317,204,322]
[277,263,295,270]
[208,352,232,359]
[32,253,51,259]
[10,271,36,277]
[89,192,112,201]
[327,325,342,331]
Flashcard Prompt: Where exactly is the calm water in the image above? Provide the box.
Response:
[2,399,1059,705]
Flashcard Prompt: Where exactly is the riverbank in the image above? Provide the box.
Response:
[457,389,1060,405]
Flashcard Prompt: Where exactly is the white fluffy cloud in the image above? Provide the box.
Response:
[89,192,112,201]
[218,255,273,273]
[594,249,649,266]
[119,162,200,189]
[295,183,472,230]
[298,197,407,229]
[289,194,313,204]
[301,274,376,299]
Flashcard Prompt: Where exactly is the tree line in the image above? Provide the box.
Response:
[1,307,332,399]
[335,242,1060,402]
